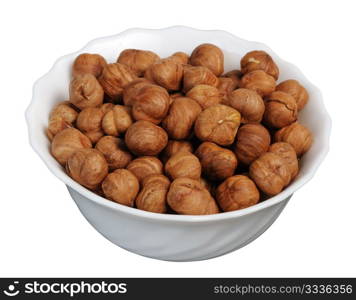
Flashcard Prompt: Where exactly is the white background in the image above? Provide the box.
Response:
[0,0,355,277]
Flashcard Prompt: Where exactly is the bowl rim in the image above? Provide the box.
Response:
[25,25,332,223]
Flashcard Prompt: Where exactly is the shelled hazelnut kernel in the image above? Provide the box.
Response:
[125,120,168,156]
[216,175,260,212]
[48,45,313,216]
[127,156,163,184]
[117,49,160,76]
[274,122,313,157]
[165,151,201,180]
[276,79,309,111]
[72,53,107,78]
[194,104,241,146]
[195,142,237,181]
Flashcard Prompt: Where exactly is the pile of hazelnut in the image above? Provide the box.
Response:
[48,44,313,215]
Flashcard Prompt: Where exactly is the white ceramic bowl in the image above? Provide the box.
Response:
[26,26,331,261]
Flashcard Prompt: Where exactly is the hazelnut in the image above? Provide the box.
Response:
[69,74,104,110]
[131,84,170,124]
[195,142,238,181]
[98,63,136,102]
[51,128,92,165]
[183,66,219,92]
[167,178,219,215]
[263,91,298,128]
[186,84,222,109]
[276,79,309,111]
[223,70,243,89]
[169,52,189,65]
[102,105,133,136]
[217,77,237,103]
[127,156,163,184]
[170,92,184,99]
[84,131,104,144]
[122,78,151,106]
[241,70,276,96]
[162,97,202,139]
[135,174,170,213]
[227,88,265,123]
[190,43,224,76]
[95,136,132,170]
[234,123,271,165]
[216,175,260,212]
[47,101,78,140]
[241,50,279,80]
[66,149,108,190]
[161,140,193,163]
[274,122,313,157]
[269,142,298,180]
[165,151,201,180]
[101,169,139,206]
[125,120,168,156]
[100,103,115,115]
[249,152,291,196]
[72,53,107,78]
[194,104,241,146]
[199,177,216,196]
[145,58,184,91]
[117,49,160,76]
[76,107,104,143]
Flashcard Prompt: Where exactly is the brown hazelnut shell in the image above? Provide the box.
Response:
[217,77,237,103]
[227,88,265,123]
[195,142,238,181]
[125,120,168,156]
[249,152,291,196]
[269,142,299,180]
[98,63,137,102]
[51,128,92,165]
[194,104,241,146]
[101,169,139,207]
[135,174,170,213]
[169,52,189,65]
[130,84,170,124]
[69,74,104,110]
[123,78,151,106]
[234,123,271,165]
[100,103,115,115]
[127,156,163,184]
[47,101,78,140]
[102,105,133,136]
[274,122,313,157]
[66,148,108,190]
[190,43,224,76]
[162,97,202,140]
[165,151,201,180]
[117,49,160,76]
[186,84,222,109]
[264,91,298,128]
[223,70,243,89]
[76,107,104,143]
[144,58,184,91]
[72,53,107,78]
[183,66,219,92]
[241,50,279,80]
[216,175,260,212]
[276,79,309,111]
[241,70,276,96]
[95,136,132,170]
[161,140,194,163]
[167,178,219,215]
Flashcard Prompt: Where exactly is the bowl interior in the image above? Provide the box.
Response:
[26,26,331,221]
